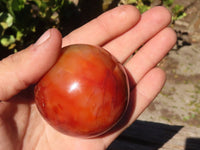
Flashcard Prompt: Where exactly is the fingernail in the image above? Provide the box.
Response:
[35,29,51,46]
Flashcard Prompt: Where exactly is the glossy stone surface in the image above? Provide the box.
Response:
[34,44,130,137]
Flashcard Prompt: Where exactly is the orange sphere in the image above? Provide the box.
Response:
[34,44,130,137]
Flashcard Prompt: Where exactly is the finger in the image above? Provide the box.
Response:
[125,27,177,83]
[62,5,140,47]
[104,67,166,146]
[103,6,172,62]
[129,68,166,123]
[0,28,62,100]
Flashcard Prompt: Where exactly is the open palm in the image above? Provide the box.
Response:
[0,5,176,150]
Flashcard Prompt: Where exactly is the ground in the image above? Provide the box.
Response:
[139,0,200,129]
[139,44,200,127]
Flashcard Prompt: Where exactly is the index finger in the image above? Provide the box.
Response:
[62,5,140,47]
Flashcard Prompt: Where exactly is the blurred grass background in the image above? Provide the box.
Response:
[0,0,186,59]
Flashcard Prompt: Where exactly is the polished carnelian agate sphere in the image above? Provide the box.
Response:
[34,44,130,137]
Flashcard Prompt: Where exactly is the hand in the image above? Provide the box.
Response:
[0,5,176,150]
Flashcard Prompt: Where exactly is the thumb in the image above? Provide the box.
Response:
[0,28,62,101]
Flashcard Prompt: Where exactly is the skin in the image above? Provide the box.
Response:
[0,5,176,150]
